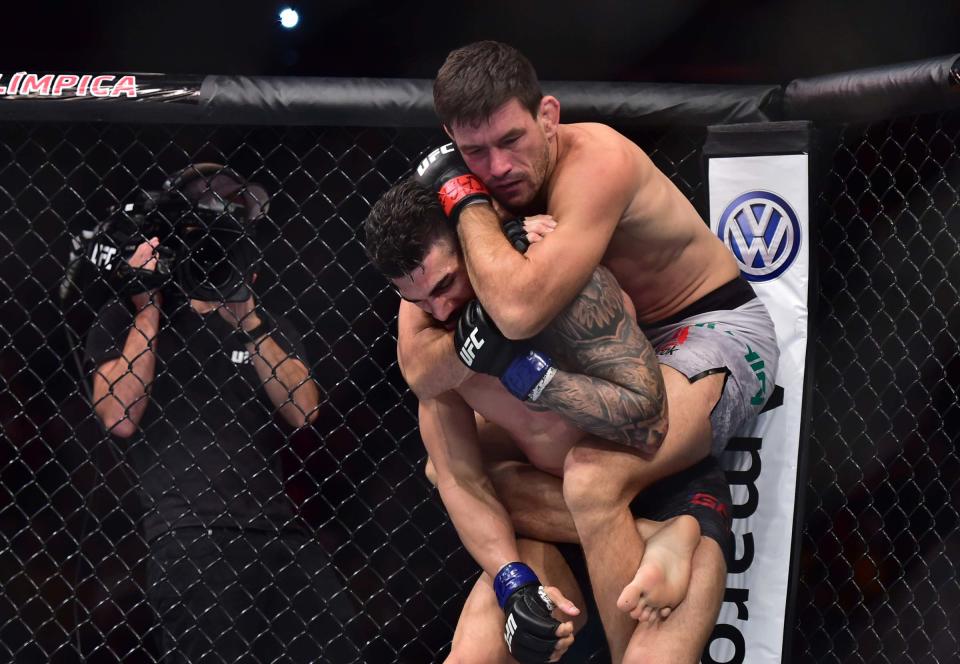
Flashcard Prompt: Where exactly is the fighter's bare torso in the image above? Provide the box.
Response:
[457,374,579,477]
[543,123,739,324]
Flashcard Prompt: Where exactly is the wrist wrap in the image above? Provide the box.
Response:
[494,562,539,609]
[438,174,490,220]
[500,350,558,401]
[235,309,275,346]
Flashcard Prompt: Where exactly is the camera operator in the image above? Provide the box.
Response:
[84,164,356,662]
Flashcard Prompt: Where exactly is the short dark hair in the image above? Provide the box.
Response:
[363,178,456,279]
[434,41,542,129]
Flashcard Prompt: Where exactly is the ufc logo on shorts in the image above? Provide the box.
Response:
[458,328,485,366]
[416,143,455,176]
[504,612,518,649]
[690,492,731,520]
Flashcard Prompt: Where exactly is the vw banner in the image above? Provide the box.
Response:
[703,122,813,664]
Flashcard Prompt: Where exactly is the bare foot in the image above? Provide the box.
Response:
[617,515,700,622]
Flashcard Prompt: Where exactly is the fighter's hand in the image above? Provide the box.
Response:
[128,237,163,311]
[454,300,557,401]
[496,564,580,663]
[541,585,580,662]
[413,143,491,223]
[129,237,160,272]
[503,215,557,253]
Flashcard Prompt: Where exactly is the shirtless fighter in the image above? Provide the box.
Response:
[400,41,780,661]
[365,179,734,663]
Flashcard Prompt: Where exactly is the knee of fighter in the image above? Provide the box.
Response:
[562,443,605,476]
[424,458,438,487]
[562,447,624,514]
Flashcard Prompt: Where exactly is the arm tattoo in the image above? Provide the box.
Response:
[531,266,668,454]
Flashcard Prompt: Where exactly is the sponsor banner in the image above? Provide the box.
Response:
[705,153,809,664]
[0,73,139,98]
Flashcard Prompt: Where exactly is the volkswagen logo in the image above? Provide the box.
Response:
[717,191,801,282]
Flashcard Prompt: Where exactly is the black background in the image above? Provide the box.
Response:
[3,0,959,83]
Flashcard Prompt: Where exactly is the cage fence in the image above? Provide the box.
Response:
[1,69,959,663]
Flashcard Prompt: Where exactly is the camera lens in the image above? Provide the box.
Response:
[175,219,253,301]
[190,237,233,288]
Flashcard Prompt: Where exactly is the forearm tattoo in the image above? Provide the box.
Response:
[532,266,667,454]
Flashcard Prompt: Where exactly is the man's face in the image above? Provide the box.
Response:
[392,239,475,327]
[448,97,554,211]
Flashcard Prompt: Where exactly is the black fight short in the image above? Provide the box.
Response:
[629,455,734,567]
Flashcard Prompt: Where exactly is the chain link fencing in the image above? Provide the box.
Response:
[795,113,960,664]
[0,106,958,663]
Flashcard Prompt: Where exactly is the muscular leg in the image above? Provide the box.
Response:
[562,368,725,662]
[621,537,726,664]
[447,538,589,664]
[426,419,580,543]
[487,460,580,543]
[429,400,720,661]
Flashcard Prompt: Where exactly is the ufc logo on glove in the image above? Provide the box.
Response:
[504,613,518,648]
[417,143,456,176]
[458,328,485,366]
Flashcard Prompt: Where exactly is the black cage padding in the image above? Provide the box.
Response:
[1,53,958,126]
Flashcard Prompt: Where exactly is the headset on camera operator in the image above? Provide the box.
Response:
[83,164,356,662]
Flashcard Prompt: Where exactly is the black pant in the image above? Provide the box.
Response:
[147,527,358,663]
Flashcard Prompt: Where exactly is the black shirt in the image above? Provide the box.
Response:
[85,297,310,541]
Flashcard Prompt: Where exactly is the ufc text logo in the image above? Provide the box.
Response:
[88,242,118,269]
[458,328,485,366]
[503,613,517,649]
[416,143,455,176]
